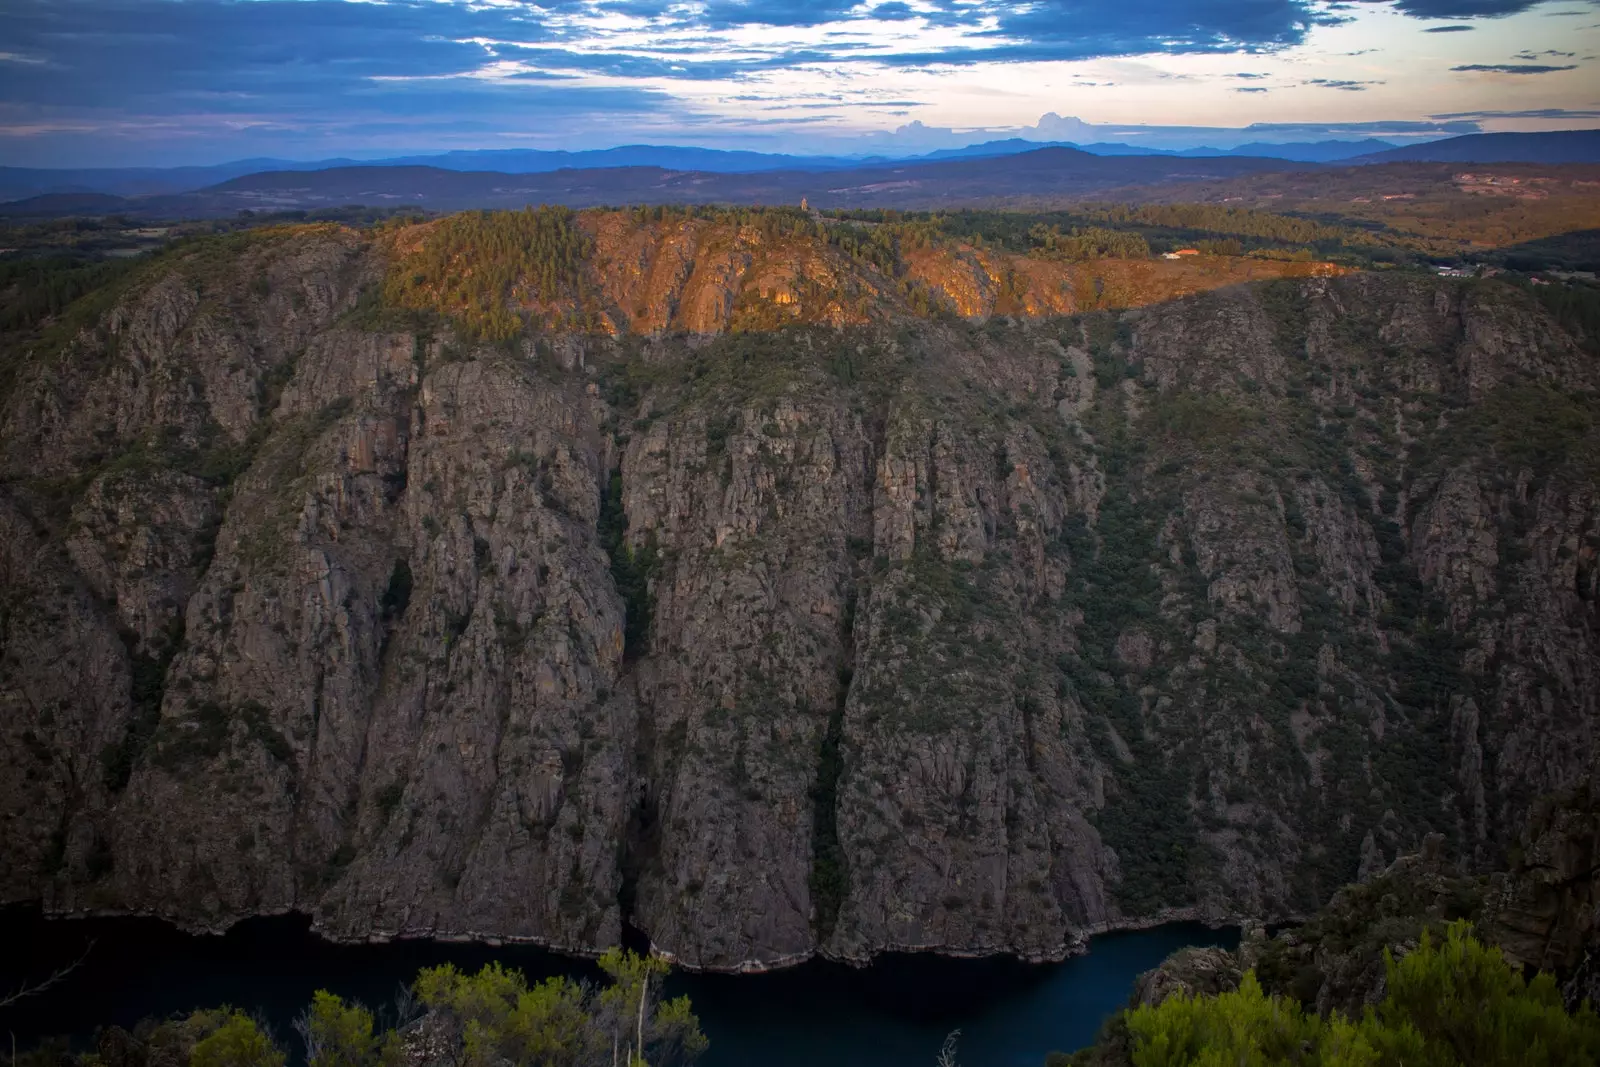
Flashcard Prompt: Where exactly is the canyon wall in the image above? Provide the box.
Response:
[1,222,1596,970]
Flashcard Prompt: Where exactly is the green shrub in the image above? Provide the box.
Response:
[1127,972,1326,1066]
[1122,923,1600,1067]
[415,950,705,1067]
[1378,922,1600,1066]
[303,991,376,1067]
[189,1010,285,1067]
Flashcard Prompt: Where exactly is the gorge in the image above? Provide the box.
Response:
[2,211,1597,981]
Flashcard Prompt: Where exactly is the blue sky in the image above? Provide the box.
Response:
[1,0,1597,166]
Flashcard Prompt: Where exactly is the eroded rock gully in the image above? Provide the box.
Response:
[3,231,1598,973]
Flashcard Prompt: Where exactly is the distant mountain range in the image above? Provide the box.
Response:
[0,138,1398,202]
[1,130,1596,219]
[0,148,1323,218]
[0,152,869,202]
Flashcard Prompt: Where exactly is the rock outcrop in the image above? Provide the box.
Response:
[2,222,1597,972]
[1483,770,1600,1009]
[1071,777,1600,1064]
[1055,783,1600,1064]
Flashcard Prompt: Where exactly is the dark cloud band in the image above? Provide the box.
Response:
[1451,62,1579,72]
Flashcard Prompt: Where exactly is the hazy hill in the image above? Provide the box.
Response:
[0,160,348,201]
[0,192,133,219]
[0,149,1322,219]
[6,130,1596,207]
[1050,139,1395,162]
[375,145,880,174]
[1356,130,1600,164]
[0,140,1371,204]
[1223,139,1397,162]
[0,150,875,202]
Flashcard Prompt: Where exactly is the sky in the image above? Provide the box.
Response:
[0,0,1598,167]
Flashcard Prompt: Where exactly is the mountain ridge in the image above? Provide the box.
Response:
[5,129,1595,207]
[0,150,1324,218]
[1355,129,1600,165]
[0,133,1502,204]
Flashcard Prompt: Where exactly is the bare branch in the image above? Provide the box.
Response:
[0,940,94,1009]
[293,1005,318,1066]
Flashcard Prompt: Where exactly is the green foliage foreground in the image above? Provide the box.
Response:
[414,949,706,1067]
[22,949,705,1067]
[1113,923,1600,1067]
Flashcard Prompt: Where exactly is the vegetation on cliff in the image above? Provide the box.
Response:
[15,199,1599,355]
[382,207,593,340]
[365,203,1351,336]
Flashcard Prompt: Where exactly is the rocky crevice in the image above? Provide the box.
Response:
[810,595,857,943]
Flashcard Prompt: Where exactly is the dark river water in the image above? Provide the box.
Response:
[0,907,1236,1067]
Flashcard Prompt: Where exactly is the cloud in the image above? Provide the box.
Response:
[1241,118,1481,132]
[869,2,917,19]
[0,0,1567,103]
[1307,78,1385,89]
[0,0,696,164]
[1451,62,1580,72]
[0,0,1584,167]
[1346,0,1600,20]
[1422,23,1476,30]
[968,1,1328,62]
[1236,86,1272,91]
[841,112,1482,155]
[1,1,552,105]
[0,0,1341,90]
[0,0,1411,165]
[1430,106,1600,117]
[1374,0,1574,15]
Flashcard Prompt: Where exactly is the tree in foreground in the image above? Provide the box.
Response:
[188,1010,286,1067]
[297,989,386,1067]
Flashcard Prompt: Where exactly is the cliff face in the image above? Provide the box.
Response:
[2,222,1597,971]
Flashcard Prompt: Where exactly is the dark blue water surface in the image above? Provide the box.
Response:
[0,907,1235,1066]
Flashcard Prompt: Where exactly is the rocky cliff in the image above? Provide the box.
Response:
[1,217,1597,972]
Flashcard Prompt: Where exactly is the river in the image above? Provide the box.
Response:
[0,907,1236,1066]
